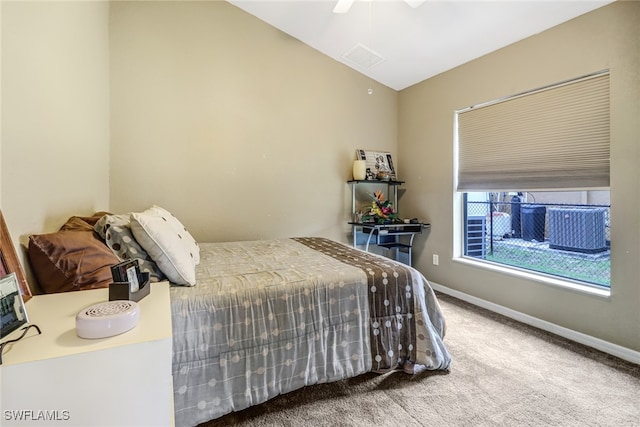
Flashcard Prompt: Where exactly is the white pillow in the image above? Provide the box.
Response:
[130,206,200,286]
[145,205,200,264]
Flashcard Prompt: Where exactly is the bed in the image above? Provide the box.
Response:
[26,207,452,427]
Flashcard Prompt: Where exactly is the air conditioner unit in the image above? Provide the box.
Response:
[548,208,607,253]
[465,215,486,258]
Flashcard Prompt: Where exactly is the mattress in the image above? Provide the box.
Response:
[170,237,451,426]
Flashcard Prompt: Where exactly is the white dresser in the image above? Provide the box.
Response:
[0,282,173,426]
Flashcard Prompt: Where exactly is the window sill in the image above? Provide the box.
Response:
[453,256,611,299]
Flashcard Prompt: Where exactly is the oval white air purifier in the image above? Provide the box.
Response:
[76,300,140,339]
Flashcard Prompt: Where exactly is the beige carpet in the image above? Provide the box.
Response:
[200,293,640,427]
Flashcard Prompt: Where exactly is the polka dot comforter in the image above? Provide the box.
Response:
[170,237,451,426]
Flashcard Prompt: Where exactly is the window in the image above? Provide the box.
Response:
[463,191,610,288]
[455,71,610,291]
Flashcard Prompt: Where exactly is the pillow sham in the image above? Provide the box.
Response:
[28,230,119,293]
[130,206,199,286]
[94,214,166,282]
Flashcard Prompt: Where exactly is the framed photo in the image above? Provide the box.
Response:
[355,149,397,180]
[111,259,141,293]
[0,210,31,302]
[0,273,28,338]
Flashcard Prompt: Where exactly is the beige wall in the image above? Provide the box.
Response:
[399,1,640,351]
[109,1,397,243]
[1,1,111,288]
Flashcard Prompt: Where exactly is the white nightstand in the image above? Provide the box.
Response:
[0,282,173,427]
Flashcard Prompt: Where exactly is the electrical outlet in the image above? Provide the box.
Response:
[432,254,439,265]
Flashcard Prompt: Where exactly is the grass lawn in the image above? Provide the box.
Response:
[483,240,610,287]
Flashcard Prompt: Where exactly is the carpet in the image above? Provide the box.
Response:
[199,292,640,427]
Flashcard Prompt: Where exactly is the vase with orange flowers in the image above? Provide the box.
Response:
[361,190,400,224]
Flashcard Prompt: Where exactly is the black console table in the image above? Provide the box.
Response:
[348,222,430,266]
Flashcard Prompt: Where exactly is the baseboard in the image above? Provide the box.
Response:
[431,282,640,365]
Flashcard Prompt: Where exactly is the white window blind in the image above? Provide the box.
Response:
[457,71,610,191]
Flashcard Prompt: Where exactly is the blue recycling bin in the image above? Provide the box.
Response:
[521,205,546,242]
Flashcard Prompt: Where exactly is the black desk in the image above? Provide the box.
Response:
[348,222,430,266]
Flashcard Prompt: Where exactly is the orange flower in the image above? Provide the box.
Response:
[362,191,399,224]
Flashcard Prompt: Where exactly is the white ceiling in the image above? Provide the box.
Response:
[227,0,614,90]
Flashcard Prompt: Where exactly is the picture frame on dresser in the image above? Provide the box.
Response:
[0,210,32,302]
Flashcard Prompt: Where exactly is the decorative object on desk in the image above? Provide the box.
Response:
[76,300,140,339]
[0,273,28,338]
[361,191,400,224]
[352,159,367,180]
[355,149,397,181]
[0,210,31,302]
[375,162,391,181]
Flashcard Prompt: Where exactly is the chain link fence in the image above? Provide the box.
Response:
[464,197,610,288]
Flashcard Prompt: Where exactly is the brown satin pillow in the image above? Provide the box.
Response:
[59,212,111,232]
[28,230,119,293]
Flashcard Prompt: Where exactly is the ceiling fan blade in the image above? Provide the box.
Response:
[404,0,425,8]
[334,0,423,14]
[333,0,355,14]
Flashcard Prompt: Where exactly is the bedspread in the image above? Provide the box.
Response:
[170,238,451,426]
